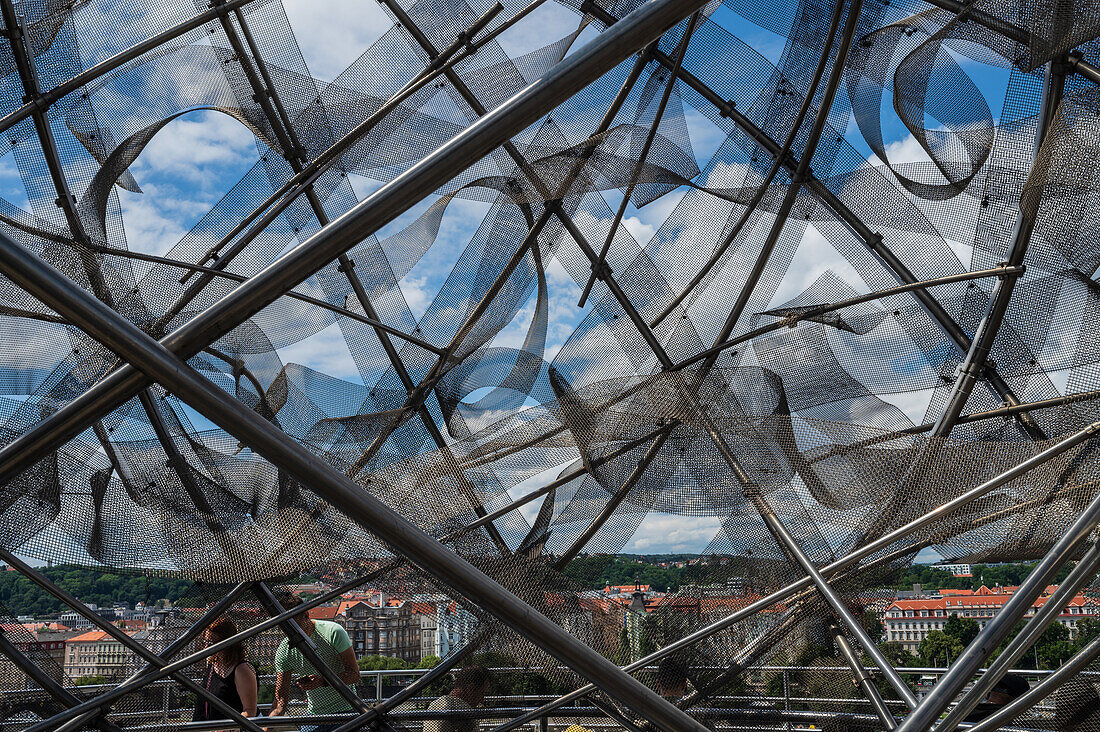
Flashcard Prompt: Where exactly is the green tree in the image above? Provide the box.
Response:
[862,609,884,644]
[944,615,980,646]
[73,675,108,686]
[879,641,919,668]
[919,630,963,667]
[417,655,441,669]
[358,654,411,671]
[1035,622,1075,669]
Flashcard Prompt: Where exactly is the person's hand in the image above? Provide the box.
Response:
[264,703,283,731]
[297,674,325,691]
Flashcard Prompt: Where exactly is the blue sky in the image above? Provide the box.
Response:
[0,0,1026,561]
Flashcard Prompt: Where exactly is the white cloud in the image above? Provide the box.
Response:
[621,513,723,554]
[129,112,254,184]
[281,0,393,81]
[277,322,361,381]
[620,215,655,246]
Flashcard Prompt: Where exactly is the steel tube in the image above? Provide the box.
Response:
[831,624,897,729]
[895,486,1100,732]
[553,429,670,568]
[748,485,918,709]
[965,636,1100,732]
[0,0,114,307]
[649,0,849,329]
[0,0,256,135]
[585,0,1042,434]
[0,632,120,732]
[0,196,712,732]
[578,11,698,307]
[22,565,396,732]
[54,581,255,732]
[917,0,1100,83]
[0,549,266,732]
[253,583,368,711]
[0,0,705,490]
[489,419,1100,731]
[673,265,1022,370]
[938,539,1100,731]
[930,61,1065,439]
[444,422,674,543]
[329,628,491,732]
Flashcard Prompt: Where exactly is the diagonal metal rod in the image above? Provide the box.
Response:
[918,0,1100,83]
[577,11,699,308]
[223,0,513,554]
[552,428,671,569]
[54,581,255,732]
[329,627,493,732]
[138,388,238,558]
[673,265,1023,370]
[0,13,717,723]
[588,0,1047,440]
[0,631,120,732]
[930,60,1066,439]
[830,623,897,729]
[0,0,113,307]
[27,567,395,732]
[937,538,1100,731]
[0,0,257,135]
[253,582,368,712]
[0,549,266,732]
[84,235,444,353]
[444,422,675,543]
[809,386,1100,464]
[965,632,1100,732]
[457,263,1022,480]
[657,0,920,709]
[894,485,1100,731]
[649,0,849,330]
[0,0,693,499]
[487,416,1100,732]
[347,0,665,472]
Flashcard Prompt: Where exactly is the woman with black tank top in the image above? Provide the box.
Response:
[193,616,259,727]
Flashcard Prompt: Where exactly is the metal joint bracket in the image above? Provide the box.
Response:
[0,21,22,40]
[337,258,356,273]
[718,99,736,117]
[590,260,612,281]
[54,194,75,209]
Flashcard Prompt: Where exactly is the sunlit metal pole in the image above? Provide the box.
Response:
[895,486,1100,732]
[0,84,715,732]
[0,0,707,492]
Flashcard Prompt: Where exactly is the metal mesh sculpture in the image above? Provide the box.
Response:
[1,0,1100,727]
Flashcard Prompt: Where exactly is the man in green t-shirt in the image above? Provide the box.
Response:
[269,595,361,732]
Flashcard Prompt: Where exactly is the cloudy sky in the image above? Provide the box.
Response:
[1,0,1018,559]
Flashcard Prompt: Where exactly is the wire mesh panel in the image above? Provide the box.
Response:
[1,0,1100,728]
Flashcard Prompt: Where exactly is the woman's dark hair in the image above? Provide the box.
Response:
[206,616,245,665]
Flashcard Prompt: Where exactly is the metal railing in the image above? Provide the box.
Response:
[1,663,1081,730]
